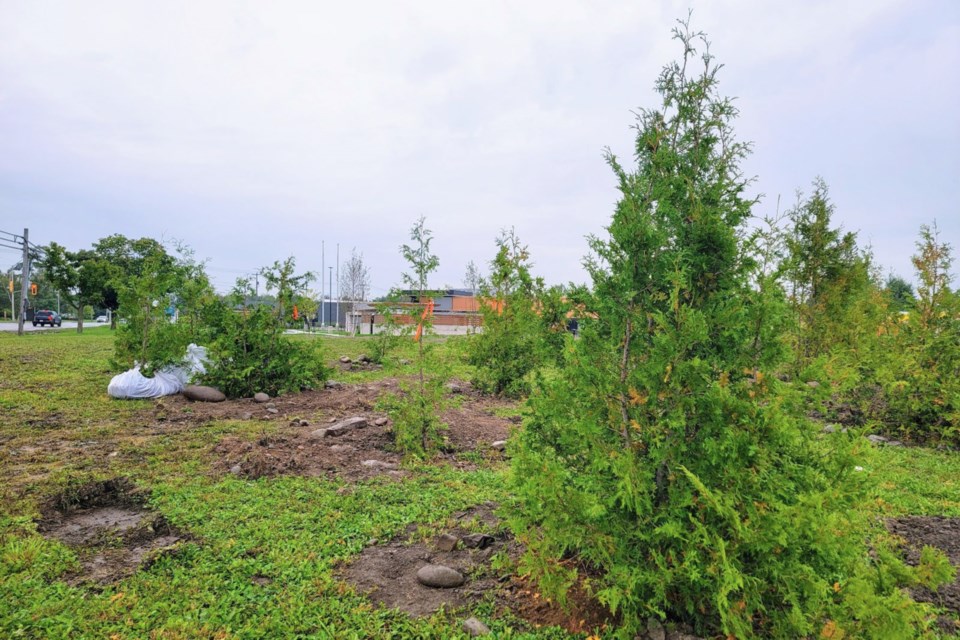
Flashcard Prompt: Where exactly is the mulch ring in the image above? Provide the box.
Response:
[887,516,960,634]
[36,478,189,587]
[337,503,617,636]
[199,380,515,481]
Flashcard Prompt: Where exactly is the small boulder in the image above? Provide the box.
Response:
[374,417,389,427]
[324,380,343,389]
[253,392,270,403]
[416,564,465,588]
[462,617,491,636]
[357,354,371,363]
[491,440,507,451]
[229,464,243,475]
[446,383,463,394]
[806,380,821,389]
[399,358,411,365]
[326,416,368,436]
[646,618,666,640]
[183,385,226,402]
[266,407,279,414]
[436,533,459,552]
[867,434,888,444]
[240,412,253,420]
[309,428,328,439]
[339,356,352,364]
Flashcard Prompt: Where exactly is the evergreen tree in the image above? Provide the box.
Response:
[509,20,939,638]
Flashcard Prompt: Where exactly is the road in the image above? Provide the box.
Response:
[0,320,107,332]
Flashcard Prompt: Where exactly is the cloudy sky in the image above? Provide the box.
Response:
[1,0,957,296]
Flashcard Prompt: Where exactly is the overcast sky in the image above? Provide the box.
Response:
[1,0,957,296]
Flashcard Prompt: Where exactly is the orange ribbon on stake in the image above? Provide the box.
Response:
[413,298,434,342]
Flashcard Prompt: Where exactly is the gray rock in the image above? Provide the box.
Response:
[361,459,398,470]
[462,617,490,636]
[253,392,270,403]
[329,444,355,453]
[491,440,507,451]
[266,402,276,409]
[266,407,279,414]
[298,419,310,427]
[399,359,411,365]
[462,533,495,549]
[374,417,389,427]
[324,380,343,389]
[357,353,371,363]
[436,533,459,552]
[646,618,666,640]
[309,428,328,439]
[416,564,465,588]
[339,356,352,364]
[821,424,837,434]
[326,416,368,436]
[446,383,463,394]
[806,380,821,388]
[887,439,905,447]
[867,434,888,444]
[229,464,242,475]
[240,412,253,420]
[182,385,226,402]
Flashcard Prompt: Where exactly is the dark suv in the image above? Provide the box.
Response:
[33,310,62,327]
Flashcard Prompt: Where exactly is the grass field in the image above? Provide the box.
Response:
[1,329,958,638]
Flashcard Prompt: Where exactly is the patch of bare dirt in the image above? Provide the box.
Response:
[888,516,960,633]
[37,478,188,586]
[204,380,515,480]
[339,504,617,635]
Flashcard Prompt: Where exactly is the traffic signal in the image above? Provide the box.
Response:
[29,283,37,296]
[7,280,12,293]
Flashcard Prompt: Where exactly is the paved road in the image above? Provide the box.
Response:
[0,321,107,333]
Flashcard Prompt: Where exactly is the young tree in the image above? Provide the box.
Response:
[339,248,371,327]
[386,216,446,456]
[259,257,314,324]
[875,223,959,444]
[782,180,879,369]
[463,260,482,293]
[508,20,937,639]
[468,228,544,396]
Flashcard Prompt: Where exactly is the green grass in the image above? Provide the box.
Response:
[1,329,958,638]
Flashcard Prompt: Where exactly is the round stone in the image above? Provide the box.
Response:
[416,564,465,588]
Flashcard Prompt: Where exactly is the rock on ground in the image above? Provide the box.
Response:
[183,385,226,402]
[462,617,490,636]
[253,392,270,403]
[416,564,465,588]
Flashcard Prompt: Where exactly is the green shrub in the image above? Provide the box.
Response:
[507,20,941,639]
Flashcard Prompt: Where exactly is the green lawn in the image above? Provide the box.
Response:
[1,329,957,638]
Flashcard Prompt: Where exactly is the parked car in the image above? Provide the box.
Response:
[95,315,108,323]
[33,310,62,327]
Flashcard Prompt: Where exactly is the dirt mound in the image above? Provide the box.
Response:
[888,516,960,631]
[213,424,405,481]
[339,504,616,635]
[38,478,188,586]
[207,381,515,481]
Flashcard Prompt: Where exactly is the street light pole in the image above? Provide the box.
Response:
[17,228,29,336]
[328,267,333,328]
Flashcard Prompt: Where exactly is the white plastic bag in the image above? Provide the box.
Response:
[107,366,185,399]
[107,344,211,399]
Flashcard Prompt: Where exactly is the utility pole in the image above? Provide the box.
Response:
[328,266,333,328]
[18,228,29,336]
[335,243,340,329]
[321,241,325,326]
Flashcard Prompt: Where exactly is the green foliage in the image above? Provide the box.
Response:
[41,242,111,332]
[200,276,328,398]
[872,224,959,445]
[111,243,214,375]
[369,300,408,364]
[469,229,547,397]
[259,256,315,324]
[392,216,447,456]
[507,21,936,639]
[782,179,881,372]
[885,274,916,312]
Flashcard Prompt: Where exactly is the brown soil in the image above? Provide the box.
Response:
[888,516,960,633]
[201,380,515,481]
[339,504,616,635]
[37,478,188,586]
